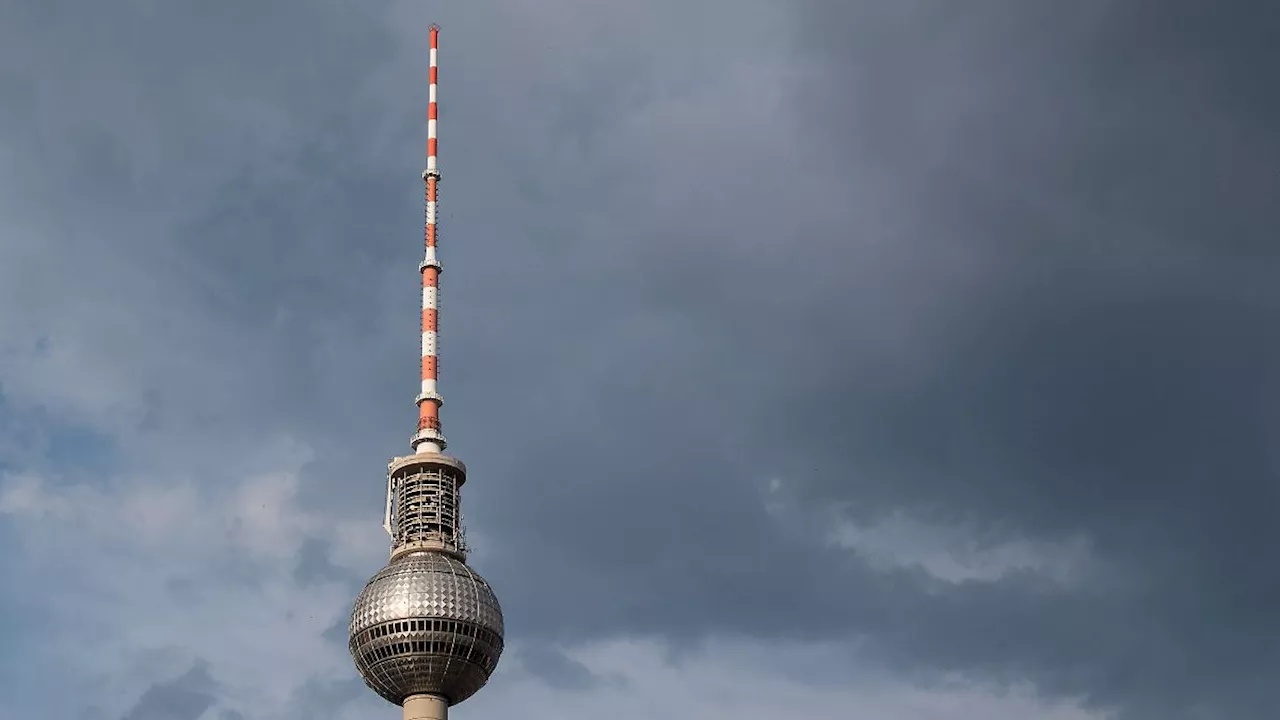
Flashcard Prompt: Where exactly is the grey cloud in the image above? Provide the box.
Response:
[515,646,618,693]
[120,661,218,720]
[285,676,366,719]
[293,537,359,587]
[322,615,351,647]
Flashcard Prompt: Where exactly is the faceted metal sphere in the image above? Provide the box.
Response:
[349,552,505,706]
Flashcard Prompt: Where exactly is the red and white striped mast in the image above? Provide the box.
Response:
[414,23,445,455]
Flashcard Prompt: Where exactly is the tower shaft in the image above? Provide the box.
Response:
[404,694,448,720]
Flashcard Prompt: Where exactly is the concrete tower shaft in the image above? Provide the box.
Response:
[350,25,505,719]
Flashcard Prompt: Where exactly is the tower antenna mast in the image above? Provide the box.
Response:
[416,22,445,455]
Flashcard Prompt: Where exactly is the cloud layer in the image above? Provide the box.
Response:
[2,1,1278,719]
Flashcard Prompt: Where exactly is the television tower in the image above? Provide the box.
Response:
[349,24,504,720]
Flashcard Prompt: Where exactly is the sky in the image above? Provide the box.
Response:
[1,1,1278,719]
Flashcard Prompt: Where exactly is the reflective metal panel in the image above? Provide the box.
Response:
[349,552,504,705]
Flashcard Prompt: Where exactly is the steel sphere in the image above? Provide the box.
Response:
[349,552,505,705]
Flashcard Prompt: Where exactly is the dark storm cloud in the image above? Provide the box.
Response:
[777,4,1280,717]
[451,2,1280,719]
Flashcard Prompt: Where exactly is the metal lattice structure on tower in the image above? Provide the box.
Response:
[349,25,505,720]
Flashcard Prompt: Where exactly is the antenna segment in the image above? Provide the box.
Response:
[414,23,445,455]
